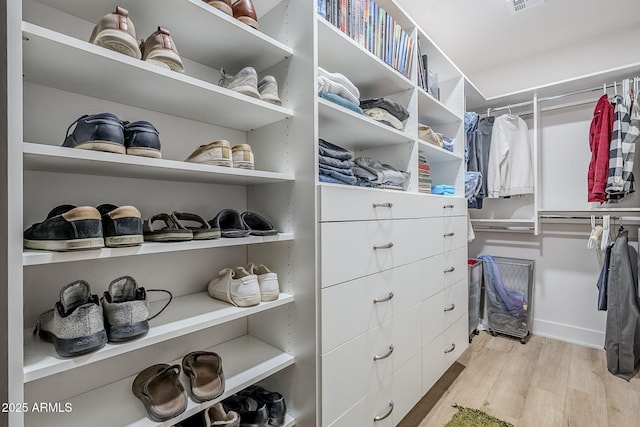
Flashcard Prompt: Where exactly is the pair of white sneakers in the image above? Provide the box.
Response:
[208,263,280,307]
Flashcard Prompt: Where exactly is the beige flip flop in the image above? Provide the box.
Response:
[132,364,188,422]
[182,351,225,403]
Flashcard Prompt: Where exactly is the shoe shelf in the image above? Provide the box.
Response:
[417,140,463,163]
[317,17,414,97]
[417,87,462,126]
[33,0,293,74]
[22,233,295,266]
[318,98,413,149]
[23,143,295,186]
[22,22,293,131]
[24,291,294,382]
[24,335,296,427]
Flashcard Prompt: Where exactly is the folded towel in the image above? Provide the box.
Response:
[318,91,363,114]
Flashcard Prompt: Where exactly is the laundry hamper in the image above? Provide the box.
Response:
[468,259,483,342]
[481,256,534,344]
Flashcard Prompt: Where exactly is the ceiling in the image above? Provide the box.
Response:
[395,0,640,106]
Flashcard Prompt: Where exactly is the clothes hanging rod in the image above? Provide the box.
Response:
[539,214,640,221]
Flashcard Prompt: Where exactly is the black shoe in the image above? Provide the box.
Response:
[222,395,269,427]
[123,120,162,158]
[96,204,144,248]
[62,113,125,154]
[24,205,104,251]
[240,386,286,426]
[209,209,250,238]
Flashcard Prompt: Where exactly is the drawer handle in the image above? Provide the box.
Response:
[443,204,455,209]
[373,344,394,361]
[373,202,393,208]
[444,343,456,354]
[443,232,455,237]
[373,242,394,250]
[444,303,456,312]
[444,266,455,273]
[373,291,394,304]
[373,401,394,422]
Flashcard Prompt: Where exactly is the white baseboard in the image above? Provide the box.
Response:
[531,319,605,349]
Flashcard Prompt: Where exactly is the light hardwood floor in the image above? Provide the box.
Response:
[420,332,640,427]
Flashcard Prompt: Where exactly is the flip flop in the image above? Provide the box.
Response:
[143,213,193,242]
[209,209,250,238]
[132,364,188,422]
[171,211,221,240]
[241,211,278,236]
[182,351,225,403]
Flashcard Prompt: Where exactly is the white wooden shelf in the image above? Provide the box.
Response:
[417,87,462,126]
[24,292,294,382]
[33,0,292,73]
[23,143,295,185]
[24,335,295,427]
[23,233,295,266]
[22,22,293,131]
[317,17,414,97]
[318,98,413,149]
[418,140,463,163]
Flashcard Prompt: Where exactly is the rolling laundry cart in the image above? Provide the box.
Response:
[480,256,534,344]
[468,259,483,342]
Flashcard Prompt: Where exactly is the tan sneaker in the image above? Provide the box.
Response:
[89,6,141,59]
[139,27,185,73]
[232,144,254,170]
[185,140,233,167]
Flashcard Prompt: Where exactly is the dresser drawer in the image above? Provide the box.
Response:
[321,305,421,425]
[431,195,466,218]
[320,218,430,287]
[442,215,467,252]
[321,261,422,354]
[421,254,445,300]
[422,290,446,346]
[443,279,468,328]
[442,247,468,288]
[422,331,446,394]
[444,315,469,367]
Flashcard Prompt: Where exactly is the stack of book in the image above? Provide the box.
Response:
[418,152,431,194]
[317,0,415,79]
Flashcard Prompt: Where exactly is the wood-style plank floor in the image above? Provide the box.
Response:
[419,332,640,427]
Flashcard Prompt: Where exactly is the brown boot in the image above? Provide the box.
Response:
[232,0,259,29]
[203,0,233,16]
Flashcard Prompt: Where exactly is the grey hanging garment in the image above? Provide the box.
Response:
[605,228,640,380]
[596,244,612,311]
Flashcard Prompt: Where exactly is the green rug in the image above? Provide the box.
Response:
[445,404,514,427]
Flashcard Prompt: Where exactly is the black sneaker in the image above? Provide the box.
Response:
[240,385,286,426]
[123,120,162,158]
[62,113,125,154]
[96,204,144,247]
[222,395,269,427]
[24,205,104,251]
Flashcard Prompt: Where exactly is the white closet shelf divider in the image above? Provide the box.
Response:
[417,87,462,126]
[24,335,295,427]
[22,22,293,131]
[417,140,463,163]
[23,233,295,266]
[24,292,294,382]
[32,0,293,73]
[23,143,295,185]
[317,17,414,97]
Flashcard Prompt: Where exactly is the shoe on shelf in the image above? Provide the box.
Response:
[219,67,260,99]
[143,213,194,242]
[258,75,282,106]
[101,275,149,342]
[232,0,259,29]
[207,266,261,307]
[89,6,141,59]
[182,351,225,403]
[132,364,188,422]
[240,385,287,427]
[222,395,269,427]
[204,402,240,427]
[62,112,125,154]
[24,205,104,251]
[210,209,251,238]
[247,263,280,302]
[240,211,278,236]
[140,27,185,73]
[185,140,233,167]
[96,204,143,248]
[203,0,233,16]
[232,144,254,170]
[34,280,108,357]
[171,211,221,240]
[123,120,162,158]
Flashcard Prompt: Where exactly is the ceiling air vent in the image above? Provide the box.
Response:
[507,0,544,15]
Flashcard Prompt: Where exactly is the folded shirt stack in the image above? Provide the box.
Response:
[432,184,455,196]
[318,139,356,186]
[318,67,362,114]
[360,98,409,131]
[418,152,431,194]
[352,157,410,190]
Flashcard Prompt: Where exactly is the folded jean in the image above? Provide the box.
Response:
[318,91,363,114]
[353,157,409,186]
[319,170,357,185]
[319,153,354,169]
[364,108,404,131]
[318,67,360,100]
[359,98,409,121]
[319,163,354,176]
[318,76,359,105]
[319,139,353,160]
[319,174,355,185]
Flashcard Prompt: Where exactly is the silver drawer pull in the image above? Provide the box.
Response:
[444,303,455,312]
[444,343,456,354]
[373,344,394,361]
[443,204,455,209]
[443,232,455,237]
[373,291,394,304]
[373,401,394,422]
[444,266,455,273]
[372,202,393,208]
[373,242,394,250]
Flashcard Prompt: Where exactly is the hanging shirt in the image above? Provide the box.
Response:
[606,95,638,201]
[588,95,614,203]
[486,114,534,198]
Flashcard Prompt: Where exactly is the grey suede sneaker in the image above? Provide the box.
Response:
[102,276,149,342]
[219,67,260,99]
[258,75,282,106]
[35,280,107,357]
